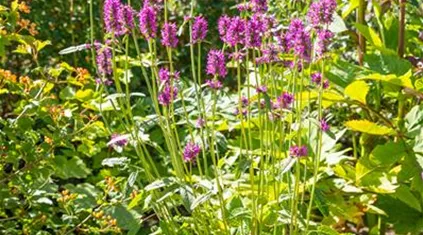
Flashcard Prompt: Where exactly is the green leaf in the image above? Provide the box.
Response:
[355,23,383,47]
[394,185,422,212]
[356,142,406,193]
[358,70,413,88]
[107,205,141,235]
[345,120,395,136]
[345,81,369,104]
[128,191,144,210]
[59,86,75,100]
[144,177,176,191]
[75,89,94,102]
[53,156,91,179]
[405,104,423,137]
[191,191,213,210]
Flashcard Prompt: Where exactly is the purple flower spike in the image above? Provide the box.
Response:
[158,85,178,106]
[256,85,268,93]
[196,118,205,128]
[311,72,322,84]
[226,17,246,47]
[275,92,294,109]
[96,46,113,77]
[316,29,334,56]
[285,18,311,59]
[110,133,128,147]
[122,5,135,32]
[139,5,157,39]
[192,16,208,43]
[183,142,201,162]
[311,72,330,89]
[205,79,223,90]
[161,22,179,48]
[244,14,266,48]
[251,0,268,13]
[323,79,330,89]
[218,15,231,43]
[290,145,308,157]
[159,68,179,83]
[206,50,227,78]
[320,119,330,132]
[104,0,124,36]
[241,96,249,107]
[307,0,337,27]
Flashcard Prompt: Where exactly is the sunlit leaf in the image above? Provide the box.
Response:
[345,80,369,104]
[345,120,395,135]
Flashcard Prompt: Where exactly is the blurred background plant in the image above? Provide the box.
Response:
[0,0,422,234]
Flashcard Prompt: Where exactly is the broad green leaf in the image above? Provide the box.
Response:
[345,80,369,104]
[75,89,94,102]
[355,23,383,47]
[345,120,395,136]
[53,156,91,179]
[356,142,405,193]
[394,185,422,212]
[358,70,413,88]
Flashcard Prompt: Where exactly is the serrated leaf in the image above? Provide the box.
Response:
[345,80,369,104]
[345,120,395,136]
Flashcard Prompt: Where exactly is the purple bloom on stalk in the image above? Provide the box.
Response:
[206,50,227,78]
[159,68,179,83]
[183,142,201,162]
[121,5,135,32]
[316,29,334,56]
[311,72,330,89]
[320,119,330,132]
[139,5,158,39]
[158,85,178,106]
[205,79,223,90]
[161,22,179,48]
[285,19,311,59]
[256,44,280,64]
[241,96,249,107]
[110,133,128,147]
[311,72,322,84]
[226,17,247,47]
[290,145,308,157]
[192,16,208,43]
[244,14,266,48]
[104,0,124,36]
[251,0,268,13]
[307,0,337,27]
[323,79,330,89]
[256,85,268,93]
[275,92,294,109]
[196,118,205,128]
[96,78,113,86]
[96,46,113,76]
[218,15,231,43]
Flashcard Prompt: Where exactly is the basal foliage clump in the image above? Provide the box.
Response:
[1,0,423,234]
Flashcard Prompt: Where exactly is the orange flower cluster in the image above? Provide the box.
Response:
[0,69,17,83]
[18,1,31,14]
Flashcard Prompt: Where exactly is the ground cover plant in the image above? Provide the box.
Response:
[1,0,423,234]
